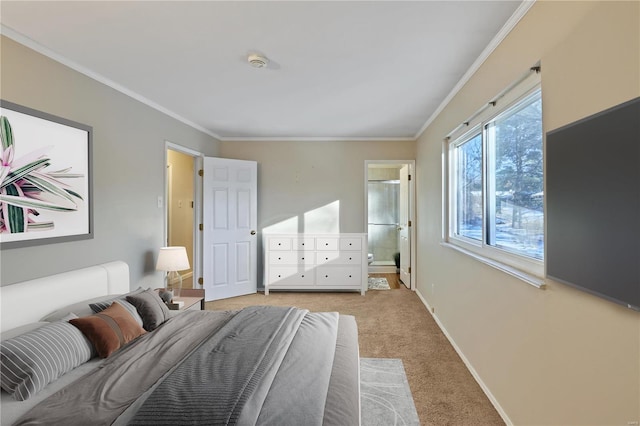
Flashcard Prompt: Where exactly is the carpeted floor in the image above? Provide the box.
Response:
[207,286,505,425]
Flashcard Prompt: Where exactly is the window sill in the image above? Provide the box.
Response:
[440,241,546,289]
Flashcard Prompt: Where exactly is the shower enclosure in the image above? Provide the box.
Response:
[367,180,399,267]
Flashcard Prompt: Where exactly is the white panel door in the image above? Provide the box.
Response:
[399,165,411,288]
[203,157,257,301]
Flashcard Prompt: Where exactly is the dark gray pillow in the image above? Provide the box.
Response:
[0,318,93,401]
[126,289,171,331]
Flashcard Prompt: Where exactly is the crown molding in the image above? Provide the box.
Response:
[2,24,410,143]
[1,24,223,141]
[219,136,416,142]
[2,0,535,144]
[413,0,536,140]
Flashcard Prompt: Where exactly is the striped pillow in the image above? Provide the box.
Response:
[0,319,94,401]
[89,288,145,327]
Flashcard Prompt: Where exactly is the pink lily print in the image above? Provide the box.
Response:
[0,115,83,233]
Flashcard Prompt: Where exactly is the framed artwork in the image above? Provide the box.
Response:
[0,100,93,249]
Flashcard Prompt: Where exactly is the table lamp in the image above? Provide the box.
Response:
[156,246,190,298]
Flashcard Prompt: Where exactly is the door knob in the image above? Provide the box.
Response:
[250,230,256,235]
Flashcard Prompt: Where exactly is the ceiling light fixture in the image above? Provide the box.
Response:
[247,53,269,68]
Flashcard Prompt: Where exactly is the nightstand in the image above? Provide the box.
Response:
[169,289,205,311]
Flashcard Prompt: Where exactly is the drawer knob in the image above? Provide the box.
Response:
[278,275,281,278]
[278,257,282,260]
[325,275,329,278]
[301,257,304,260]
[349,257,352,260]
[349,275,352,278]
[301,274,305,278]
[325,257,329,260]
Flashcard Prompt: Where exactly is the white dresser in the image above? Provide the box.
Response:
[263,233,367,295]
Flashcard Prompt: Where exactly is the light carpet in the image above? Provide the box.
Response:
[208,288,506,424]
[368,277,390,290]
[361,358,420,426]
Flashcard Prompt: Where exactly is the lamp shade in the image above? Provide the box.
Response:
[156,246,190,271]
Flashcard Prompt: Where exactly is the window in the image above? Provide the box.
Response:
[454,132,483,241]
[446,71,543,280]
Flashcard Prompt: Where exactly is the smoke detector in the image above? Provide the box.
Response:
[247,54,269,68]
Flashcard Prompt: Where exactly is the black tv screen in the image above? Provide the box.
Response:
[546,97,639,311]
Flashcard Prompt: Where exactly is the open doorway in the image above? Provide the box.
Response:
[165,142,203,290]
[365,160,415,290]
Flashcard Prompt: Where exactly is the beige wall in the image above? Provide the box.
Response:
[0,36,220,288]
[219,139,415,285]
[416,2,640,425]
[220,140,415,233]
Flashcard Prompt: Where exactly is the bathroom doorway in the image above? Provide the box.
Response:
[365,161,415,290]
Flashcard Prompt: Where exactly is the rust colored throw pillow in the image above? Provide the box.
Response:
[70,302,146,358]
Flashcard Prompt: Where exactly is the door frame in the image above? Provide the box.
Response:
[364,160,416,291]
[164,141,204,289]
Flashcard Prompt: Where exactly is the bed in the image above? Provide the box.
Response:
[0,261,361,425]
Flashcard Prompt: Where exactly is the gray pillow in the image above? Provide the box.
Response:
[89,287,144,312]
[40,294,121,322]
[89,288,145,327]
[126,289,171,331]
[0,318,94,401]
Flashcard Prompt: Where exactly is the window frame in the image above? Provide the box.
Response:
[444,71,544,285]
[450,125,484,244]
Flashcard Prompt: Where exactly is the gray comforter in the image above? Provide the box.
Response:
[13,307,360,426]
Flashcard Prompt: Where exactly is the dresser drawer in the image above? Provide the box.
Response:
[316,266,362,286]
[315,251,362,265]
[268,267,315,286]
[316,237,339,251]
[339,237,362,251]
[269,251,315,265]
[292,236,315,250]
[268,238,291,251]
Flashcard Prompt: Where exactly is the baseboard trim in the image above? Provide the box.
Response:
[415,289,513,426]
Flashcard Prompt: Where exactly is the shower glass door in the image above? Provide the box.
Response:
[367,180,399,266]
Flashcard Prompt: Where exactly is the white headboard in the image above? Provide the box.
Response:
[0,261,130,332]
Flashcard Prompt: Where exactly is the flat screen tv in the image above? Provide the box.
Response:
[546,97,639,311]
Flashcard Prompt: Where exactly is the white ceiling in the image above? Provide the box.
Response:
[1,1,527,141]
